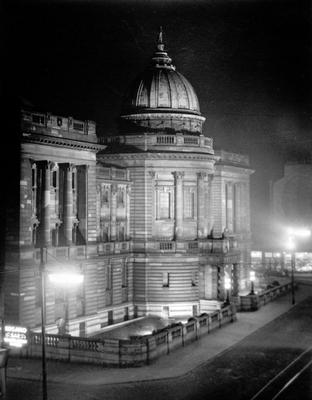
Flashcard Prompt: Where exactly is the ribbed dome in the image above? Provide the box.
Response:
[122,31,200,116]
[123,68,200,114]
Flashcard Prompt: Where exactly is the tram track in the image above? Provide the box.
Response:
[250,346,312,400]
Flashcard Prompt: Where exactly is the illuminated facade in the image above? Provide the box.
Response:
[3,35,253,335]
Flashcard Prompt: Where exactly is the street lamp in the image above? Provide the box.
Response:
[249,270,255,295]
[40,248,84,400]
[224,276,231,305]
[286,228,311,305]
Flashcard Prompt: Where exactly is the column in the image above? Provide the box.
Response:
[234,183,241,233]
[241,182,249,232]
[110,184,117,241]
[42,161,51,247]
[126,185,131,240]
[231,263,239,297]
[226,182,234,232]
[207,175,214,235]
[197,172,207,238]
[173,171,184,240]
[63,164,73,246]
[217,266,222,300]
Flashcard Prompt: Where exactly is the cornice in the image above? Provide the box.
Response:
[99,152,218,162]
[22,133,105,152]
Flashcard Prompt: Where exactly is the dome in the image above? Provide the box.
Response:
[123,66,200,115]
[119,30,205,135]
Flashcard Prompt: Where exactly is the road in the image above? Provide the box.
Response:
[6,295,312,400]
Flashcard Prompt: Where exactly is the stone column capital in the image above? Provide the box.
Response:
[197,172,207,180]
[111,184,118,195]
[172,171,184,180]
[63,163,75,172]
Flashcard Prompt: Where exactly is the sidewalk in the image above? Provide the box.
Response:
[7,284,312,386]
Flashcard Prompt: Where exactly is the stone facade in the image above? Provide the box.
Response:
[3,34,253,336]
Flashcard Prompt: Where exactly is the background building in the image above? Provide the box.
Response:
[3,35,253,336]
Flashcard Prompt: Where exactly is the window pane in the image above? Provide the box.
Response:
[184,188,195,218]
[159,192,170,219]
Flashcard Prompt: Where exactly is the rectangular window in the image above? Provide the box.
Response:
[191,271,198,287]
[158,191,171,219]
[32,114,45,125]
[31,164,37,218]
[162,272,170,287]
[101,186,109,206]
[106,265,112,290]
[108,310,114,325]
[124,307,129,321]
[226,183,234,231]
[100,220,109,242]
[117,188,124,207]
[73,122,84,131]
[122,264,128,287]
[118,224,125,241]
[162,306,169,319]
[184,187,195,219]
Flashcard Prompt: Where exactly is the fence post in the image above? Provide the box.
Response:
[181,326,184,347]
[118,340,122,368]
[195,319,199,340]
[166,331,170,355]
[146,338,149,365]
[68,336,71,362]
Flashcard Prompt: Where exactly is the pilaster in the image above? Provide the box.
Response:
[42,161,51,247]
[173,171,184,239]
[197,172,207,238]
[110,184,117,241]
[63,163,74,246]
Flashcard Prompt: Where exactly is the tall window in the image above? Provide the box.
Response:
[122,263,128,288]
[101,186,109,206]
[184,187,195,219]
[162,272,170,287]
[191,271,198,287]
[99,219,109,242]
[106,265,112,290]
[156,187,172,220]
[226,183,234,232]
[72,168,77,220]
[31,164,37,216]
[117,224,125,241]
[117,188,124,207]
[31,163,39,245]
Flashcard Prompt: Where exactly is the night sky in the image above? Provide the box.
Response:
[3,0,312,244]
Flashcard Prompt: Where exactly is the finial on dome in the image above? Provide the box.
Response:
[158,26,163,44]
[152,27,174,69]
[157,26,165,51]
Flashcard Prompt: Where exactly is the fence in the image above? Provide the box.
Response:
[239,282,294,311]
[21,305,236,367]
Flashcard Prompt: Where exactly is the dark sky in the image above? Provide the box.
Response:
[3,0,312,242]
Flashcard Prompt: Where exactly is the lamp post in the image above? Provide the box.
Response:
[224,277,231,305]
[286,228,311,306]
[249,270,255,295]
[40,248,47,400]
[40,248,84,400]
